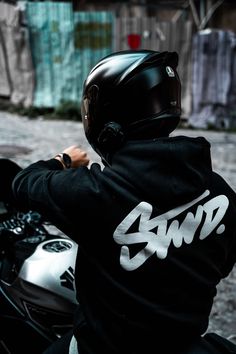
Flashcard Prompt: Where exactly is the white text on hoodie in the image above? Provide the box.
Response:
[113,190,229,271]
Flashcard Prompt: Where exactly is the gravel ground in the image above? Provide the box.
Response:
[0,111,236,343]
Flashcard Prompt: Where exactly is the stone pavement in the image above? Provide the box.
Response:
[1,110,236,340]
[1,110,236,191]
[0,111,101,167]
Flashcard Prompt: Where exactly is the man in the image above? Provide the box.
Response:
[12,50,236,354]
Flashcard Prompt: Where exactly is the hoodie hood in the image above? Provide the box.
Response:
[110,135,212,207]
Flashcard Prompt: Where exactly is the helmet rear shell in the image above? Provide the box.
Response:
[81,50,181,155]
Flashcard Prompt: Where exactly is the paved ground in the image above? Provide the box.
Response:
[1,110,236,342]
[1,111,236,190]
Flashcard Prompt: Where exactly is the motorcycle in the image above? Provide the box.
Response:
[0,158,78,353]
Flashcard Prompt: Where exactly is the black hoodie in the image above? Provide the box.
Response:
[12,135,236,354]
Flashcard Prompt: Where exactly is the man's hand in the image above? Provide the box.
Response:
[55,145,90,168]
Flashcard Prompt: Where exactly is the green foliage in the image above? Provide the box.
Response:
[53,100,82,121]
[0,98,82,121]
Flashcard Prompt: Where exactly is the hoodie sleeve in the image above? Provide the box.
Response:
[12,159,63,209]
[12,159,82,238]
[12,159,103,240]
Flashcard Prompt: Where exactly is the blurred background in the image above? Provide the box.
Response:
[1,0,236,129]
[1,0,236,342]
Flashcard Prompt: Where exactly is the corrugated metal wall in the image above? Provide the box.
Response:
[0,3,193,116]
[25,3,115,107]
[4,2,236,129]
[189,29,236,129]
[26,2,77,107]
[74,11,114,102]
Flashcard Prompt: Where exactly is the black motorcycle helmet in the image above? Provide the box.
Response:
[81,50,181,162]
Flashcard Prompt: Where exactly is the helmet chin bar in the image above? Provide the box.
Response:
[127,113,181,139]
[97,113,180,150]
